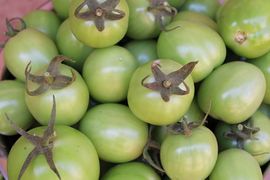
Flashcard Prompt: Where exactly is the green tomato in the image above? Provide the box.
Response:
[157,20,226,82]
[216,110,270,166]
[8,125,100,180]
[198,61,266,124]
[56,19,93,72]
[173,11,218,31]
[0,80,33,135]
[79,103,148,163]
[25,65,89,126]
[3,28,58,82]
[126,0,171,40]
[124,40,158,65]
[23,10,61,40]
[248,51,270,104]
[83,46,138,103]
[217,0,270,58]
[69,0,129,48]
[52,0,72,19]
[180,0,221,19]
[102,162,160,180]
[209,149,263,180]
[128,59,195,125]
[160,126,218,180]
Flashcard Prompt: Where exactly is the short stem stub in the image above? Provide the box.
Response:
[234,31,247,44]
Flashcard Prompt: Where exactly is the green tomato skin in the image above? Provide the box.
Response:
[128,59,194,125]
[160,126,218,180]
[23,10,61,40]
[102,162,161,180]
[3,28,58,82]
[217,0,270,58]
[167,0,186,9]
[214,122,238,151]
[209,149,263,180]
[198,61,266,124]
[69,0,129,48]
[25,65,89,126]
[124,40,158,65]
[157,20,226,82]
[79,104,148,163]
[249,52,270,104]
[52,0,72,19]
[173,11,218,31]
[0,80,33,135]
[243,111,270,165]
[126,0,170,40]
[56,19,93,72]
[180,0,221,19]
[83,46,138,103]
[8,126,100,180]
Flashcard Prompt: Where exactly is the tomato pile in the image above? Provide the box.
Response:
[1,0,270,179]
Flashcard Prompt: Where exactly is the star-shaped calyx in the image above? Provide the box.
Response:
[224,122,260,149]
[25,55,76,96]
[75,0,125,31]
[148,0,178,31]
[142,60,197,102]
[5,95,61,180]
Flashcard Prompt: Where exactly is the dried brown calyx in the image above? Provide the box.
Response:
[75,0,125,31]
[148,0,178,31]
[0,17,26,48]
[25,55,76,96]
[234,31,247,44]
[224,122,260,149]
[5,95,61,180]
[142,60,197,102]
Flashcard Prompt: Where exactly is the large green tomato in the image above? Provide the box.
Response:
[128,59,195,125]
[25,65,89,126]
[0,80,33,135]
[157,20,226,82]
[3,28,58,82]
[180,0,221,19]
[83,46,138,103]
[102,162,160,180]
[23,10,61,40]
[217,0,270,58]
[160,126,218,180]
[79,103,148,163]
[69,0,129,48]
[8,126,100,180]
[209,149,263,180]
[124,40,158,65]
[198,61,266,124]
[249,51,270,104]
[56,19,93,72]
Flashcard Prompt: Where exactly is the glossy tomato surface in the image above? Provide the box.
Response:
[79,103,148,163]
[198,61,266,124]
[160,126,218,180]
[3,28,58,82]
